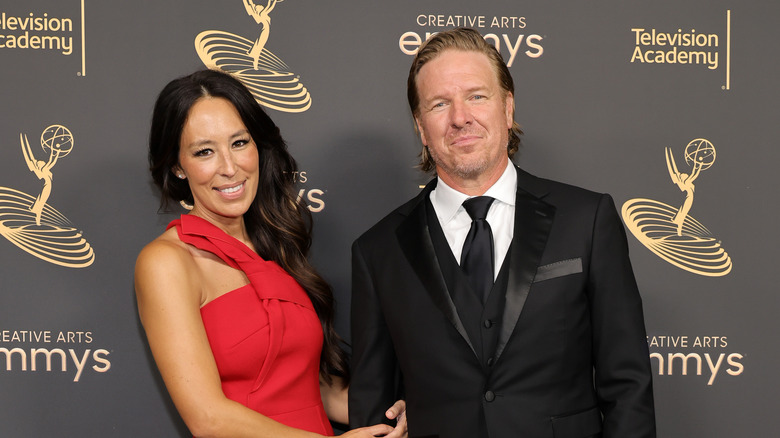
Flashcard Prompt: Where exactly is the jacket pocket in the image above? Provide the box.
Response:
[533,258,583,283]
[550,406,602,438]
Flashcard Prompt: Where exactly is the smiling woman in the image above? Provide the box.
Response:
[173,97,261,226]
[135,69,406,437]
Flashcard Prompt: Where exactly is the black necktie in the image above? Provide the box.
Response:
[460,196,495,304]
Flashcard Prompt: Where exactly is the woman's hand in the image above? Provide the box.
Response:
[339,424,394,437]
[338,399,406,437]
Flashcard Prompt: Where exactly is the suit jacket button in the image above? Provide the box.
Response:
[483,319,493,328]
[487,357,494,367]
[484,390,495,402]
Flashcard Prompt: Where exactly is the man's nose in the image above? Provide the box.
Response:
[450,100,473,127]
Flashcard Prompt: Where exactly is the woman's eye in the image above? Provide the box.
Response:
[194,148,212,157]
[233,139,249,148]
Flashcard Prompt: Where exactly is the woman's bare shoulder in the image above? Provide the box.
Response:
[137,227,190,265]
[135,227,198,293]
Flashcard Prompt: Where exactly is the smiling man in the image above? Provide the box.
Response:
[349,28,656,438]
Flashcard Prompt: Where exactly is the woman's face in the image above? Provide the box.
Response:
[175,97,260,224]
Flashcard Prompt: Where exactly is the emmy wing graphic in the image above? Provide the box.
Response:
[0,125,95,268]
[195,0,312,113]
[621,139,731,276]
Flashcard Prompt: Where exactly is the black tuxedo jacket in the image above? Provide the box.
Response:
[349,167,655,438]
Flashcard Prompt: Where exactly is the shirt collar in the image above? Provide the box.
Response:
[484,160,517,208]
[431,160,517,224]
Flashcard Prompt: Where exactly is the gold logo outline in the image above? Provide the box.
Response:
[621,139,732,277]
[194,0,312,113]
[0,125,95,268]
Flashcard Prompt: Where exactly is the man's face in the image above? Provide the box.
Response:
[414,49,514,188]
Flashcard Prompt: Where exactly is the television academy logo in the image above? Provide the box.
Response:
[0,125,95,268]
[0,1,87,76]
[621,139,731,277]
[195,0,311,113]
[630,10,732,90]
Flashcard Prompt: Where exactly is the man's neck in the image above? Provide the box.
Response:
[437,157,509,196]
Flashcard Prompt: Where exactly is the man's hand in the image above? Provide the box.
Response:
[383,400,407,438]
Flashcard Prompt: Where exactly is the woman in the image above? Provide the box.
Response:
[135,69,405,437]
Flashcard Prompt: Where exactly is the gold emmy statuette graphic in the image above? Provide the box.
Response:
[621,139,731,276]
[0,125,95,268]
[194,0,312,113]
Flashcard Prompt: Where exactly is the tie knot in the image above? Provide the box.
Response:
[463,196,494,221]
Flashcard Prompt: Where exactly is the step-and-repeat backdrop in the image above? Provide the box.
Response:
[1,1,776,436]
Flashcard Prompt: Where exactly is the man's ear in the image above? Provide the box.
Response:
[504,92,515,130]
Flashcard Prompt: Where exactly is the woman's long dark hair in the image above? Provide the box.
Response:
[149,69,348,384]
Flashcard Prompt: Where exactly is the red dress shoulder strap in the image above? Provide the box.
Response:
[167,214,313,309]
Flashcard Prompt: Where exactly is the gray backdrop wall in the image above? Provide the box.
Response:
[0,0,776,436]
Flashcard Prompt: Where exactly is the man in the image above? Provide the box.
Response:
[349,28,655,438]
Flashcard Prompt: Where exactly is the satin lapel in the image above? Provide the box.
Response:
[494,181,555,362]
[396,192,477,357]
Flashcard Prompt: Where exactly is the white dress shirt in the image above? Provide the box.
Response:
[429,160,517,279]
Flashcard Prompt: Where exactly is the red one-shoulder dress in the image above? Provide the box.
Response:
[169,214,333,435]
